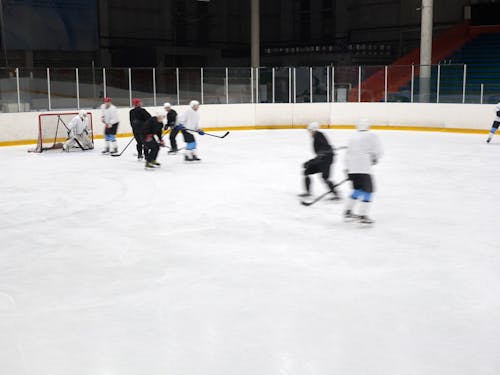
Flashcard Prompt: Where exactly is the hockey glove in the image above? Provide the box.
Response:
[177,124,186,130]
[198,130,205,135]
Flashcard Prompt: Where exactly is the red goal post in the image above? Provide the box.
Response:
[30,112,94,153]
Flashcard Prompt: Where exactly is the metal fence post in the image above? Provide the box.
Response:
[272,67,275,104]
[288,67,292,104]
[436,64,441,103]
[103,68,107,98]
[250,67,254,104]
[16,68,21,112]
[176,67,180,105]
[47,68,52,111]
[326,66,330,103]
[411,65,415,103]
[128,68,132,107]
[358,66,361,103]
[256,67,259,103]
[332,66,335,103]
[309,67,313,103]
[293,67,297,103]
[226,67,229,104]
[152,68,157,106]
[462,64,467,104]
[76,68,80,110]
[480,83,484,104]
[200,68,204,104]
[384,66,388,103]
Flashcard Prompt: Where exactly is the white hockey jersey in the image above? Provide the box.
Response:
[495,102,500,122]
[100,104,120,125]
[68,115,90,136]
[177,108,201,131]
[345,131,383,174]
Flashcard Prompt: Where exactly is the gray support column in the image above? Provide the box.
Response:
[332,66,335,103]
[293,68,297,103]
[462,64,467,104]
[47,68,51,111]
[251,0,260,69]
[288,67,292,104]
[436,64,441,103]
[152,68,157,106]
[250,67,254,103]
[256,68,259,103]
[326,67,330,103]
[358,66,361,103]
[76,68,80,109]
[411,64,415,103]
[309,67,313,103]
[272,67,275,103]
[419,0,434,102]
[16,68,21,112]
[384,66,388,102]
[103,68,107,98]
[480,83,484,104]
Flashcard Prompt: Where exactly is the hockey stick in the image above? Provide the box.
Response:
[301,178,349,207]
[111,136,136,157]
[186,129,230,139]
[334,146,348,151]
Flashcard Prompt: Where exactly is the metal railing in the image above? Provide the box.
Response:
[0,64,499,112]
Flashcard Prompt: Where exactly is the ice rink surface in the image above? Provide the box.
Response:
[0,129,499,375]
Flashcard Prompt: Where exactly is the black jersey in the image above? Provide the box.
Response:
[142,117,164,140]
[129,107,151,129]
[166,109,177,129]
[313,131,333,156]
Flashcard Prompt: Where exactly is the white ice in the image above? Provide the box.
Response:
[0,130,499,375]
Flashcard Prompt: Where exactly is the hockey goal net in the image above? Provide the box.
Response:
[30,112,94,153]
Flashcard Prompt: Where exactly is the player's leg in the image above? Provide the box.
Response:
[321,154,340,200]
[182,131,196,161]
[81,133,94,150]
[102,128,111,154]
[300,159,320,197]
[487,121,500,143]
[344,174,363,220]
[63,137,75,152]
[357,174,375,224]
[169,127,179,152]
[133,128,143,159]
[149,142,161,166]
[110,123,119,154]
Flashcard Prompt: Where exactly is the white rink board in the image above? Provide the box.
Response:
[0,102,497,144]
[0,130,499,375]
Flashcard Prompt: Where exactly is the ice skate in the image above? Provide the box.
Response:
[358,215,375,225]
[344,210,357,222]
[298,192,312,198]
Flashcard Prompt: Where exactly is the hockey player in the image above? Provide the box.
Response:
[142,112,166,169]
[101,97,120,154]
[62,110,94,151]
[486,102,500,143]
[163,103,179,154]
[344,118,383,224]
[299,122,340,199]
[129,98,151,160]
[177,100,205,161]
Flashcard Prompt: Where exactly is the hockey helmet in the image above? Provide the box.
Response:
[103,97,112,103]
[132,98,142,106]
[307,121,320,131]
[190,100,200,109]
[78,110,87,118]
[163,102,172,108]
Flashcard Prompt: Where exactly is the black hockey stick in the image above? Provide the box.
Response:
[301,178,349,207]
[186,129,230,139]
[334,146,348,151]
[111,136,135,157]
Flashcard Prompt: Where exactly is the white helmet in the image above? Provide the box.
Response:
[307,121,320,131]
[78,110,87,118]
[163,102,171,108]
[356,118,371,131]
[190,100,200,108]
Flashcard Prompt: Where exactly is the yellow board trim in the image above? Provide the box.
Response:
[0,125,490,147]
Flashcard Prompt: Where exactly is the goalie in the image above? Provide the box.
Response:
[62,111,94,151]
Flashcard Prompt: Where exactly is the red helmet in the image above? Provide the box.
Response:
[132,98,142,106]
[103,97,112,103]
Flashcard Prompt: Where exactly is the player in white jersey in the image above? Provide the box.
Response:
[177,100,205,161]
[486,102,500,143]
[101,97,120,154]
[62,110,94,151]
[344,119,383,224]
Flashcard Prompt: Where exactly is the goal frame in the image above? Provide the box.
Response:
[31,111,94,153]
